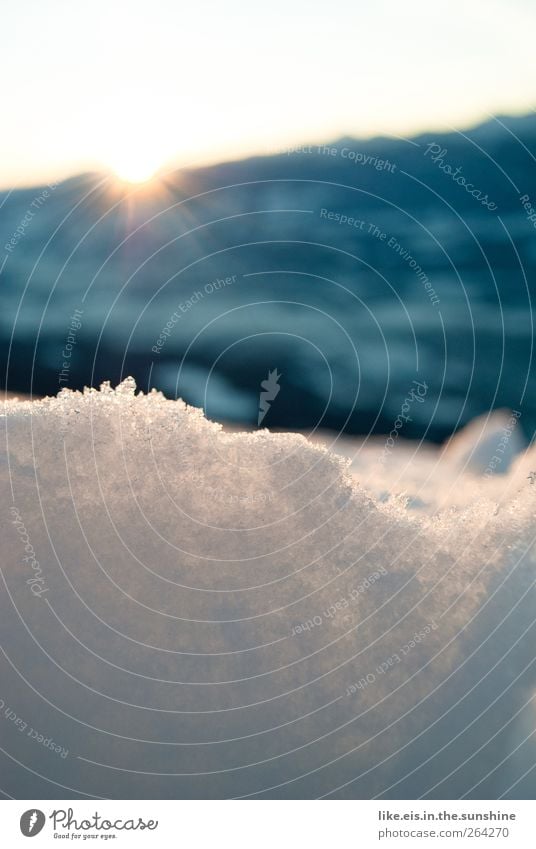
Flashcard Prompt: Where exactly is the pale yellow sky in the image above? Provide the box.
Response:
[2,0,535,188]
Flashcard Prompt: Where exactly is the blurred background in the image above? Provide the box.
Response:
[1,0,535,441]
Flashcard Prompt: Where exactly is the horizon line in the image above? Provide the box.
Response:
[2,107,535,194]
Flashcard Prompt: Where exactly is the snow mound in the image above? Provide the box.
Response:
[1,380,535,799]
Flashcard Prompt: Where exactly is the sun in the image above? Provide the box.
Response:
[98,93,176,185]
[105,136,166,184]
[112,155,161,184]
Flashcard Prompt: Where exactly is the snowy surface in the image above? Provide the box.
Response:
[1,381,535,799]
[314,409,530,514]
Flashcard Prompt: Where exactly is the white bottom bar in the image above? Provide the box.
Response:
[1,799,534,847]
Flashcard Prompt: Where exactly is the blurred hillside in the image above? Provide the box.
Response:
[1,114,536,440]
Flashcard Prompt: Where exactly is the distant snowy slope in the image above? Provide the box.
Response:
[1,115,536,439]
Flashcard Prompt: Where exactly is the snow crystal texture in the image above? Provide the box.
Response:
[1,381,535,799]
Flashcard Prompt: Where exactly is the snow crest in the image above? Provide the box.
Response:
[1,380,535,799]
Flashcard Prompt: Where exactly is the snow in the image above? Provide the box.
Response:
[1,380,535,799]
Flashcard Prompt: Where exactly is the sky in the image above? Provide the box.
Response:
[3,0,536,188]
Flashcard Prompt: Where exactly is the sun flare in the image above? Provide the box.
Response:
[112,155,160,184]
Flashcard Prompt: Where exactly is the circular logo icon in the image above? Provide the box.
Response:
[20,810,46,837]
